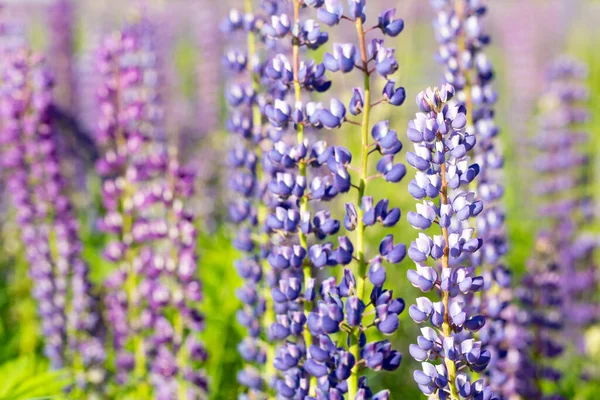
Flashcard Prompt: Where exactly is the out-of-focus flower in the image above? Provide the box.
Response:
[0,45,106,392]
[95,17,206,398]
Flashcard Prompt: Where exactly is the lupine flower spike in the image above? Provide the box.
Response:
[222,1,282,396]
[512,58,598,399]
[0,46,106,393]
[96,16,207,398]
[406,85,496,400]
[514,233,565,399]
[262,0,408,398]
[431,2,511,395]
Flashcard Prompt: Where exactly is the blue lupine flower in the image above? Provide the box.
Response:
[406,85,494,399]
[378,8,404,37]
[261,1,408,398]
[317,0,344,26]
[323,43,358,73]
[431,2,513,395]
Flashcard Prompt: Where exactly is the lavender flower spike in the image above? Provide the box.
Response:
[514,233,565,400]
[263,1,337,396]
[96,16,206,398]
[0,46,105,393]
[223,1,282,396]
[264,1,409,398]
[511,58,598,399]
[406,85,495,399]
[432,2,511,395]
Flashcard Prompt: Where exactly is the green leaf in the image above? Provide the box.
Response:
[0,356,70,400]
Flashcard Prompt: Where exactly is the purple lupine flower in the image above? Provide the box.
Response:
[513,232,565,399]
[223,2,287,396]
[536,58,597,331]
[259,2,338,397]
[511,58,598,399]
[406,85,495,399]
[95,17,206,398]
[0,45,106,390]
[432,2,511,395]
[264,1,407,398]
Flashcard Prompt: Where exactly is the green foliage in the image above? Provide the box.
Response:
[198,228,245,400]
[0,356,70,400]
[173,37,199,100]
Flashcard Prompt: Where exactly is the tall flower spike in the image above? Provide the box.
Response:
[537,59,598,333]
[262,1,336,397]
[96,16,206,398]
[513,233,565,399]
[0,46,106,393]
[264,1,408,398]
[511,58,598,399]
[432,1,511,394]
[223,0,283,396]
[406,85,495,399]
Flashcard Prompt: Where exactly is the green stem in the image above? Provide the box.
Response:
[245,1,276,397]
[439,132,459,400]
[348,17,371,400]
[291,0,316,395]
[456,0,473,130]
[174,311,188,400]
[113,58,150,397]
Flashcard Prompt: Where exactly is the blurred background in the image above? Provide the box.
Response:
[0,0,599,398]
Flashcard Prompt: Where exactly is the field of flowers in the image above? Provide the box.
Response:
[0,0,599,399]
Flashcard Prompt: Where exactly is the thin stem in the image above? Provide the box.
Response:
[455,0,480,213]
[348,17,372,400]
[455,0,473,129]
[245,0,276,397]
[370,99,386,108]
[174,311,187,400]
[438,131,459,400]
[344,118,363,126]
[112,56,151,397]
[291,0,316,396]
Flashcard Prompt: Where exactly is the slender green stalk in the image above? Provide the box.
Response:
[163,150,190,400]
[174,311,187,400]
[113,58,150,398]
[438,129,459,400]
[291,0,316,396]
[244,0,276,396]
[455,0,473,129]
[347,17,372,400]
